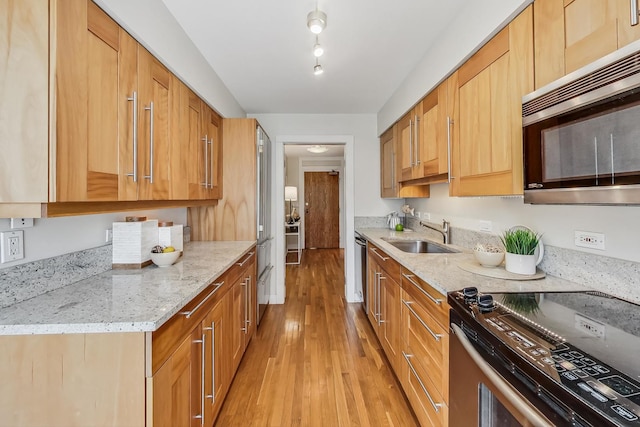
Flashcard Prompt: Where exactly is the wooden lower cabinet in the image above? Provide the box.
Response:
[363,245,451,427]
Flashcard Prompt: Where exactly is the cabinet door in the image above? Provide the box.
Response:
[533,0,566,88]
[564,0,618,74]
[230,275,246,372]
[202,105,223,199]
[366,252,379,328]
[452,6,533,196]
[380,273,401,372]
[397,111,415,181]
[617,0,640,48]
[0,0,48,205]
[202,300,226,425]
[55,0,138,202]
[152,326,203,427]
[138,48,174,200]
[417,83,449,181]
[380,126,398,198]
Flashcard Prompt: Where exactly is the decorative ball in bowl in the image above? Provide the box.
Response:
[150,246,180,267]
[473,244,505,268]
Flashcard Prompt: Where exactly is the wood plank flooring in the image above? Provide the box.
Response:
[215,248,419,426]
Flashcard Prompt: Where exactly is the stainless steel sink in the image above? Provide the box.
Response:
[382,239,459,254]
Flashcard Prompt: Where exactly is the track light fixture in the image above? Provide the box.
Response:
[307,9,327,34]
[313,59,323,75]
[313,36,324,57]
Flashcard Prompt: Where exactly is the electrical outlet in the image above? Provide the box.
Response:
[105,229,113,243]
[575,313,605,339]
[575,230,605,250]
[423,212,430,221]
[479,220,493,232]
[10,218,34,229]
[1,230,24,263]
[415,212,421,218]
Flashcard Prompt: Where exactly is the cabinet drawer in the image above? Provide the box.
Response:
[368,243,401,278]
[402,289,449,402]
[402,350,449,427]
[401,268,449,328]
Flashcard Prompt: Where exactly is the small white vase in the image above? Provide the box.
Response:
[505,253,537,275]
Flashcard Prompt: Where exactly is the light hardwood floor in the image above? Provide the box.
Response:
[215,248,419,426]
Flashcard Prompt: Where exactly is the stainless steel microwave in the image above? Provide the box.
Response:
[522,39,640,205]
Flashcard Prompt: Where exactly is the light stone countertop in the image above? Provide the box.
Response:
[0,241,255,335]
[357,228,592,295]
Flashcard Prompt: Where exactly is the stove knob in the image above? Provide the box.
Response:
[477,294,495,313]
[462,287,478,302]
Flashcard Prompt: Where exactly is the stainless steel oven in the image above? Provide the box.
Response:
[449,288,640,426]
[354,232,367,310]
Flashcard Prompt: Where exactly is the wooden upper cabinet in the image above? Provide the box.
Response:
[417,79,451,182]
[55,0,138,202]
[0,0,48,209]
[202,105,223,200]
[534,0,640,89]
[450,6,533,196]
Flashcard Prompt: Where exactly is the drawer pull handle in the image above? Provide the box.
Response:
[402,273,442,305]
[402,300,442,342]
[236,251,255,267]
[371,247,390,261]
[181,282,224,318]
[403,351,442,413]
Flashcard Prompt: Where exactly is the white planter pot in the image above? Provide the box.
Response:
[505,253,537,275]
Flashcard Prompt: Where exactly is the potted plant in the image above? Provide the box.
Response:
[500,228,541,275]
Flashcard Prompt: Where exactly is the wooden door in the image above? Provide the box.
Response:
[172,82,203,200]
[617,0,640,48]
[0,0,48,205]
[380,126,397,198]
[418,84,449,181]
[152,326,202,427]
[366,251,379,327]
[55,0,137,201]
[380,274,400,372]
[304,172,339,249]
[452,6,533,196]
[230,275,246,372]
[397,111,414,181]
[138,48,173,200]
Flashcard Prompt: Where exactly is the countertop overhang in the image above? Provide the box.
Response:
[357,228,591,296]
[0,241,255,335]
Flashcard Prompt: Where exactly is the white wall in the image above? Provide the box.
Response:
[0,208,187,269]
[378,0,531,134]
[410,185,640,263]
[95,0,245,118]
[251,114,404,217]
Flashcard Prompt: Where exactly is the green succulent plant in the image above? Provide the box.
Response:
[500,228,541,255]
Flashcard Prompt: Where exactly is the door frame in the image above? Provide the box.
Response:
[299,162,344,250]
[273,135,356,304]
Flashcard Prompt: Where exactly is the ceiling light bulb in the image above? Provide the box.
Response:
[307,10,327,34]
[314,63,323,75]
[313,43,324,58]
[307,145,328,153]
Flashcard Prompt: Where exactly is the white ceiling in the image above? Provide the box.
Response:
[160,0,466,115]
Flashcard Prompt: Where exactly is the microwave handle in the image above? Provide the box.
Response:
[632,0,639,26]
[451,324,554,427]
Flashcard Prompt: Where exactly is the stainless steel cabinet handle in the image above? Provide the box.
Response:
[391,151,396,191]
[632,0,639,26]
[193,335,205,425]
[181,282,224,318]
[402,273,442,305]
[451,324,553,427]
[403,351,442,413]
[245,276,251,330]
[201,134,208,188]
[378,275,386,325]
[402,300,441,341]
[144,102,154,183]
[370,247,389,261]
[447,116,454,182]
[203,321,216,402]
[236,251,255,267]
[414,114,420,165]
[208,137,214,189]
[241,278,248,333]
[126,91,138,182]
[610,134,615,185]
[374,272,381,323]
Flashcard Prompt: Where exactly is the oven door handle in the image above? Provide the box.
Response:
[451,324,553,427]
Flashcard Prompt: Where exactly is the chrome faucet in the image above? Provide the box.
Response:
[420,219,451,245]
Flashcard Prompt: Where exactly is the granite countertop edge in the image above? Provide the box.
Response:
[0,241,255,336]
[356,228,592,296]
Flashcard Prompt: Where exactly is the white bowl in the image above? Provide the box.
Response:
[474,249,504,268]
[150,251,180,267]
